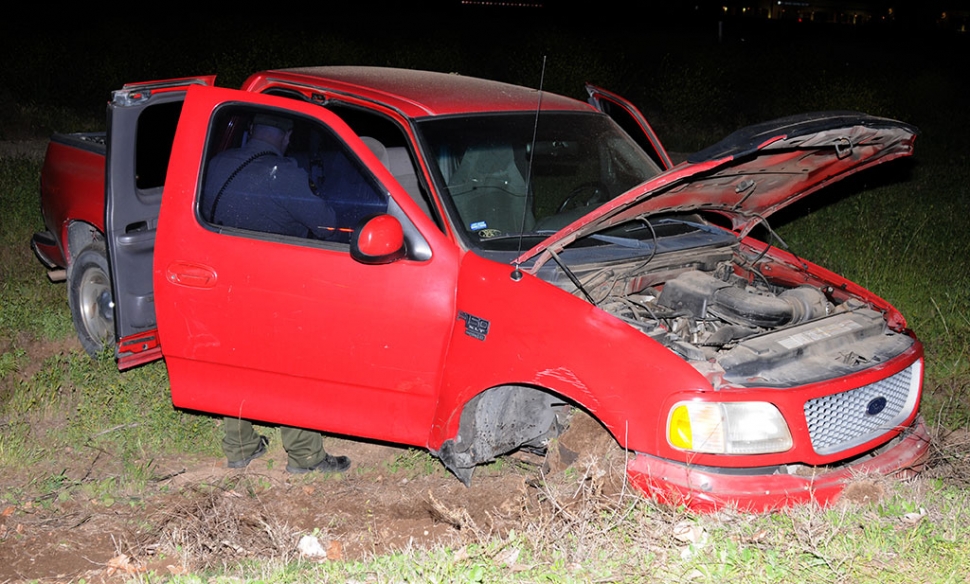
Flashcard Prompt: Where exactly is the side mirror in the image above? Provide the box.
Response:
[350,214,406,265]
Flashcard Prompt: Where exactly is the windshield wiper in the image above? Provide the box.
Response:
[488,231,649,247]
[478,230,557,242]
[587,233,655,249]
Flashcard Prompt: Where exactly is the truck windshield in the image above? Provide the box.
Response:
[417,112,662,250]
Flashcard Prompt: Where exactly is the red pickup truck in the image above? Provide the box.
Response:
[32,67,929,511]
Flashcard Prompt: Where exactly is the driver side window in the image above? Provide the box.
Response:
[198,105,388,244]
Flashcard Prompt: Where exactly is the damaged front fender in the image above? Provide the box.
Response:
[435,385,568,484]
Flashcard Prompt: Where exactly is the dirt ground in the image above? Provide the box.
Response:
[4,342,965,583]
[4,142,966,582]
[0,326,626,582]
[0,442,495,579]
[0,416,624,581]
[5,409,963,583]
[0,142,629,581]
[0,139,46,159]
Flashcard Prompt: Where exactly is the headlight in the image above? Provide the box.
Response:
[667,401,793,454]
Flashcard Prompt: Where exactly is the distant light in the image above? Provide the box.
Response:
[461,1,543,7]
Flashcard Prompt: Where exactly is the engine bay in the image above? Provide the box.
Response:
[543,217,915,389]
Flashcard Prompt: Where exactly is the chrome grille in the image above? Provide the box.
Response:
[804,361,921,455]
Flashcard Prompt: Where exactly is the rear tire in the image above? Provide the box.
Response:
[68,241,115,357]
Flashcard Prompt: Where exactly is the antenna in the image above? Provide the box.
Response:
[511,55,547,282]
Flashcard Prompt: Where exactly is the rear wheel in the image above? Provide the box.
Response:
[68,241,115,357]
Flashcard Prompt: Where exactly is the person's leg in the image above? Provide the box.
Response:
[280,426,324,470]
[223,417,267,468]
[281,427,350,473]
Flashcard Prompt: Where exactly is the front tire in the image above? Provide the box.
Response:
[68,241,115,357]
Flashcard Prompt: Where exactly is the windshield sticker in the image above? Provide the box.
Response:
[470,221,487,230]
[457,311,490,341]
[477,229,502,239]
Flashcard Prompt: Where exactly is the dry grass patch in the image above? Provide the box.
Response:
[136,476,297,571]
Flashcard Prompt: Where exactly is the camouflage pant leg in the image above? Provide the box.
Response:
[222,417,263,463]
[281,426,324,470]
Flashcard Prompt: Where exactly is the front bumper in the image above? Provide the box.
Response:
[626,416,930,512]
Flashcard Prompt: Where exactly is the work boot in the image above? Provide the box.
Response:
[227,435,268,469]
[286,453,351,474]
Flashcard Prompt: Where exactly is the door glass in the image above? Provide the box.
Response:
[593,98,669,170]
[135,100,183,190]
[198,105,388,244]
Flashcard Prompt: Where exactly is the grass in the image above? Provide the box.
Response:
[0,159,71,342]
[0,352,223,471]
[129,476,970,583]
[0,157,222,474]
[386,447,444,477]
[1,14,969,582]
[3,167,969,580]
[773,155,970,429]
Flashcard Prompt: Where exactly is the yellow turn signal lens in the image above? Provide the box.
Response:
[666,401,792,454]
[668,404,693,449]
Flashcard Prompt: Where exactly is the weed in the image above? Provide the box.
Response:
[387,448,441,476]
[39,469,73,493]
[0,348,25,380]
[0,162,220,484]
[2,16,970,583]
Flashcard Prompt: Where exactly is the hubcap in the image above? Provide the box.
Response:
[78,266,113,343]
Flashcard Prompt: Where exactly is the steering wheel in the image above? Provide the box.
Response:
[557,181,609,214]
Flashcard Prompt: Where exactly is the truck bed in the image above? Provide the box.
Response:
[33,132,108,269]
[51,131,107,155]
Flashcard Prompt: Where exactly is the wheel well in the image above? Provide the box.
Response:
[66,221,103,269]
[435,384,572,485]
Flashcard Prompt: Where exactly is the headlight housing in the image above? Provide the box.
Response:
[667,401,793,454]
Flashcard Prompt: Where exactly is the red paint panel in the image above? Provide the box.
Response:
[39,140,106,266]
[243,67,591,118]
[648,345,923,469]
[628,417,930,512]
[155,86,460,446]
[428,252,712,453]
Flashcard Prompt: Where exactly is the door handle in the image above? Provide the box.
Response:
[166,261,217,288]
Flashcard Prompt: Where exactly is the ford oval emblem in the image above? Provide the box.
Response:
[866,396,888,416]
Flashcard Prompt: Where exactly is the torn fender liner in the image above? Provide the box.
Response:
[436,386,566,485]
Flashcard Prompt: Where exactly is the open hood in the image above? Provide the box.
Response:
[517,112,917,272]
